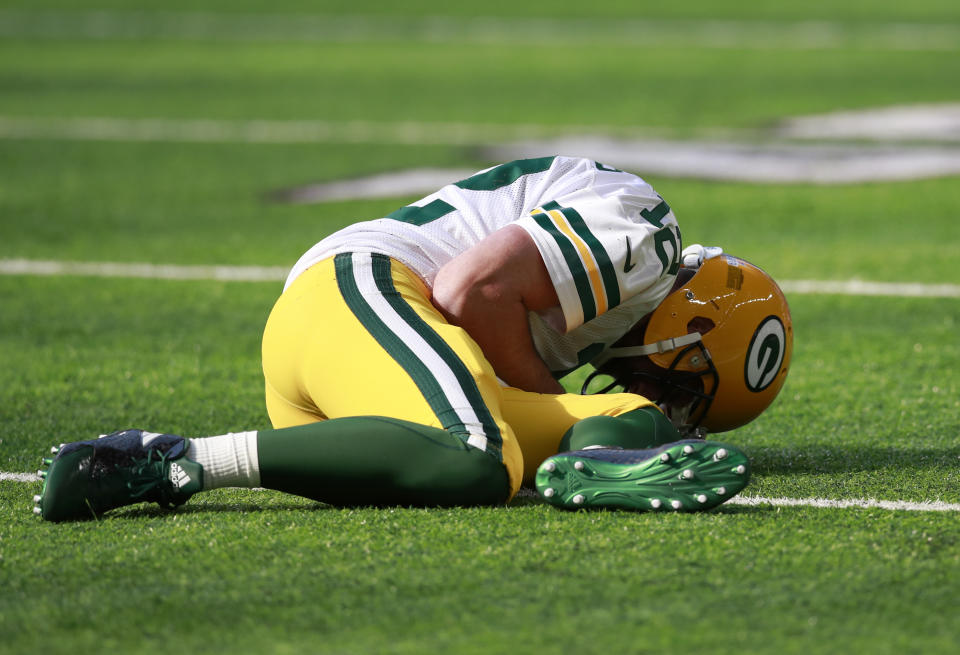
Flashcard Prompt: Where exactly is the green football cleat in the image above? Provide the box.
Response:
[33,429,203,522]
[535,440,750,512]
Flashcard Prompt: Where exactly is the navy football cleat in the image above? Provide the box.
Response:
[535,440,750,511]
[33,429,203,522]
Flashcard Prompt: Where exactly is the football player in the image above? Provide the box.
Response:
[33,156,792,521]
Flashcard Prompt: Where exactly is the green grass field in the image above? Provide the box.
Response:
[1,1,958,653]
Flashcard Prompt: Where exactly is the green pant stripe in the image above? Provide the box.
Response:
[369,254,503,453]
[334,253,502,458]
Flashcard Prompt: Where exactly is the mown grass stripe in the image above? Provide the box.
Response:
[1,11,957,51]
[3,259,958,298]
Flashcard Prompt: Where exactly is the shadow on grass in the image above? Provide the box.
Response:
[118,497,770,519]
[115,499,331,519]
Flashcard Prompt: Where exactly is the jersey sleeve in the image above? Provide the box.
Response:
[515,167,682,333]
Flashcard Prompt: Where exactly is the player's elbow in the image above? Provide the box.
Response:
[432,266,507,325]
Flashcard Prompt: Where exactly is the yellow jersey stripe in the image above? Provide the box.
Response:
[544,208,608,315]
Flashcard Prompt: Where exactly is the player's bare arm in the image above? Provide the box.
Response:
[431,225,564,394]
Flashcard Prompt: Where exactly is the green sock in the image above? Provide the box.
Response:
[256,416,509,507]
[559,406,682,452]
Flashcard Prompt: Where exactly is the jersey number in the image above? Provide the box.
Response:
[653,226,681,276]
[641,199,681,276]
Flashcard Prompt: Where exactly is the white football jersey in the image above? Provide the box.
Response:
[284,156,682,376]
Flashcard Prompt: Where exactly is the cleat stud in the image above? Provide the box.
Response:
[543,461,556,473]
[735,465,747,475]
[33,506,42,515]
[697,494,708,504]
[651,498,662,509]
[670,499,682,510]
[682,444,695,455]
[37,470,47,478]
[59,443,65,448]
[33,495,42,503]
[572,494,585,505]
[715,448,728,460]
[50,446,59,454]
[42,458,53,466]
[574,461,584,471]
[682,469,695,480]
[542,487,555,498]
[660,452,671,463]
[716,487,727,496]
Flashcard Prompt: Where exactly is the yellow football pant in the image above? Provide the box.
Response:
[261,254,654,499]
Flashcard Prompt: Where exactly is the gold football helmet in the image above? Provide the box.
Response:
[586,255,793,435]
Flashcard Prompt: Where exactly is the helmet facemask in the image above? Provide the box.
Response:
[583,318,720,437]
[582,254,793,436]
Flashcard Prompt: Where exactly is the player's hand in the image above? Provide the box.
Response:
[681,244,723,269]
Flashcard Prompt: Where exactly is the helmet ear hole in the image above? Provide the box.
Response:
[687,316,715,336]
[674,267,697,288]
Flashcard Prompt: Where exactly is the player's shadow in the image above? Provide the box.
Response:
[747,443,960,475]
[104,442,958,519]
[114,498,333,519]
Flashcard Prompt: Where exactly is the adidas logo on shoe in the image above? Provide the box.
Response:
[169,462,192,490]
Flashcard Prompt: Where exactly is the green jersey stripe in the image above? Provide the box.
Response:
[529,210,598,323]
[559,205,622,309]
[386,198,456,226]
[455,156,556,191]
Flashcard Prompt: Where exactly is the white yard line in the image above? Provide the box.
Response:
[1,472,42,483]
[5,472,958,512]
[0,116,684,146]
[0,259,287,282]
[779,279,960,298]
[725,495,960,513]
[2,258,958,298]
[1,11,957,51]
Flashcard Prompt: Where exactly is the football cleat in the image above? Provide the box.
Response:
[33,429,203,522]
[535,440,750,512]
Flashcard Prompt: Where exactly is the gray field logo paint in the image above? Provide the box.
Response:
[745,316,786,392]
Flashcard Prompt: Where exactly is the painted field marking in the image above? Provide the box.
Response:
[778,279,960,298]
[1,472,41,483]
[5,113,960,147]
[1,11,957,51]
[488,139,960,182]
[725,495,960,513]
[2,259,959,298]
[0,259,287,282]
[5,116,960,183]
[0,115,680,146]
[6,472,959,513]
